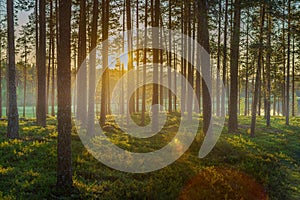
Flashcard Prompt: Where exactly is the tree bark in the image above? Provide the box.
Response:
[196,0,211,134]
[120,2,125,117]
[100,0,110,126]
[151,0,159,131]
[174,43,177,111]
[77,0,87,125]
[221,0,228,117]
[159,20,164,111]
[35,0,39,119]
[266,3,272,126]
[47,22,52,115]
[136,0,140,113]
[56,0,72,192]
[244,9,249,116]
[37,0,47,127]
[168,0,172,113]
[7,0,19,139]
[187,0,193,121]
[53,0,59,117]
[228,0,241,133]
[286,0,291,125]
[282,0,286,116]
[51,0,56,116]
[216,0,221,117]
[23,44,28,118]
[126,0,135,115]
[181,1,186,113]
[141,0,148,125]
[292,35,295,116]
[87,0,98,136]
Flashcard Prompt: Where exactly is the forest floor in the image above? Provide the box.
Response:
[0,115,299,199]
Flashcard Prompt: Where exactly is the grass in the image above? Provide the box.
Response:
[0,115,299,199]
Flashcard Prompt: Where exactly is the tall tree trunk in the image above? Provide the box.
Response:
[53,0,59,116]
[187,0,193,121]
[227,0,234,115]
[159,21,164,111]
[151,0,159,131]
[35,0,39,119]
[221,0,228,117]
[265,3,272,126]
[292,35,295,116]
[87,0,98,136]
[120,3,125,117]
[141,0,148,125]
[168,0,172,113]
[100,0,110,125]
[195,25,201,114]
[51,0,55,116]
[136,0,140,113]
[250,4,265,137]
[57,0,72,192]
[77,0,87,125]
[192,5,196,113]
[196,0,211,134]
[282,0,286,116]
[259,57,265,117]
[37,0,47,127]
[216,0,221,117]
[286,0,291,125]
[126,0,135,116]
[228,0,241,132]
[7,0,19,138]
[244,9,249,116]
[48,0,55,117]
[273,65,277,116]
[23,44,28,118]
[181,1,187,113]
[47,0,54,116]
[47,26,52,115]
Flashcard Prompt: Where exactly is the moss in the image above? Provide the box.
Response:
[0,116,299,199]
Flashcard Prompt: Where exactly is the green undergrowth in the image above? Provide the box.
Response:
[0,115,299,199]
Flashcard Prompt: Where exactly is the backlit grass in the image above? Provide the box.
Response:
[0,115,299,199]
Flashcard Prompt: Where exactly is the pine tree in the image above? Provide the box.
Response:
[37,0,47,127]
[141,0,148,126]
[77,0,87,125]
[100,0,110,126]
[56,0,72,192]
[7,0,19,139]
[87,0,98,136]
[251,4,265,137]
[228,0,241,133]
[196,0,211,134]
